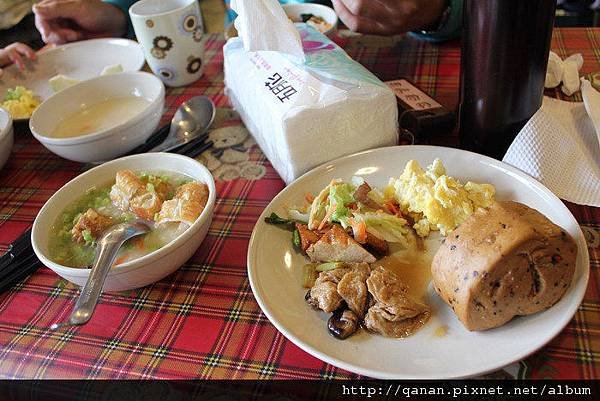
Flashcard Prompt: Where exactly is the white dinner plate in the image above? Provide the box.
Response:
[247,145,590,379]
[0,38,145,121]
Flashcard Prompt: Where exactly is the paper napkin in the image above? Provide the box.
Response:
[503,93,600,207]
[230,0,305,63]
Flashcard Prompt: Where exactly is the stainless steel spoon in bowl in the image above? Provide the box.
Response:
[50,221,150,330]
[149,96,216,153]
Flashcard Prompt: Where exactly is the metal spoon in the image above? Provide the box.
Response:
[149,96,216,153]
[50,221,150,330]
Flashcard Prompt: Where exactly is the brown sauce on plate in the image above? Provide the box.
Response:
[371,236,433,302]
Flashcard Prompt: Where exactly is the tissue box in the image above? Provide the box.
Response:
[224,24,398,184]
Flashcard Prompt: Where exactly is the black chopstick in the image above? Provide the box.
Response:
[0,252,40,294]
[0,228,32,271]
[124,123,171,156]
[183,140,214,159]
[172,132,209,156]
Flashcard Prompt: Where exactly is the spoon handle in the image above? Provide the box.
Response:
[51,222,150,330]
[67,235,124,326]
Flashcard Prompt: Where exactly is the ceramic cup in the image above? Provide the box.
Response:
[130,0,205,87]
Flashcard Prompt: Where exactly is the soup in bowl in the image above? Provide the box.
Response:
[30,72,164,163]
[32,153,216,291]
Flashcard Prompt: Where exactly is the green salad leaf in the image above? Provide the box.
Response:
[264,212,296,230]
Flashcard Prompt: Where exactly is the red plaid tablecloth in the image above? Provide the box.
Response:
[0,28,598,379]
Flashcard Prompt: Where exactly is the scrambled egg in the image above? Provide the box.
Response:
[2,86,40,119]
[387,159,495,237]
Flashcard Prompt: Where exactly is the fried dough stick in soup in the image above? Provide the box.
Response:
[110,170,174,221]
[157,182,209,226]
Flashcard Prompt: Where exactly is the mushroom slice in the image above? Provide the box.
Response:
[328,308,359,340]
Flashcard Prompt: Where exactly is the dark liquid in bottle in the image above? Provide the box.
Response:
[459,0,556,159]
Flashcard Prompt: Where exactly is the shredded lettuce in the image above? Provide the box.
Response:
[353,211,409,246]
[328,182,355,226]
[4,86,26,101]
[308,182,335,229]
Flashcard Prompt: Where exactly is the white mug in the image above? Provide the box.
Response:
[130,0,205,87]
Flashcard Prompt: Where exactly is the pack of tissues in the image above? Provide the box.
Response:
[224,0,398,184]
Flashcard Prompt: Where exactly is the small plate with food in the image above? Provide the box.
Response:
[247,145,589,379]
[0,38,145,121]
[283,3,338,36]
[32,152,215,291]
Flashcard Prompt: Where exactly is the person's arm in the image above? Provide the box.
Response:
[102,0,138,38]
[33,0,130,44]
[410,0,463,43]
[332,0,462,42]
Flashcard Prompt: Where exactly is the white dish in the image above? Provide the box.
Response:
[247,145,590,379]
[282,3,338,36]
[32,153,216,292]
[0,38,145,121]
[29,71,164,163]
[0,108,13,170]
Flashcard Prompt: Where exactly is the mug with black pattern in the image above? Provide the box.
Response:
[130,0,205,87]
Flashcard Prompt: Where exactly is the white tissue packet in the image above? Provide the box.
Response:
[224,24,398,184]
[545,51,563,88]
[561,59,581,96]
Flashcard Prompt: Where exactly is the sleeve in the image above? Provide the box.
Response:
[410,0,463,43]
[103,0,138,38]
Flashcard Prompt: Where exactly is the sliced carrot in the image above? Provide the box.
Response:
[384,200,399,215]
[318,202,336,230]
[350,218,367,243]
[305,192,315,203]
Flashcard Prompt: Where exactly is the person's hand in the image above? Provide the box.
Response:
[33,0,128,44]
[0,43,37,77]
[332,0,447,36]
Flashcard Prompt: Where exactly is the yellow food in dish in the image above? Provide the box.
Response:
[387,159,495,237]
[1,86,40,119]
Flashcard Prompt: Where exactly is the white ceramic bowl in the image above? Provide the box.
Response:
[29,72,165,163]
[283,3,338,36]
[0,108,13,170]
[31,153,216,292]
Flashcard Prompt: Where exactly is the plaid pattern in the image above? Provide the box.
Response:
[0,28,598,379]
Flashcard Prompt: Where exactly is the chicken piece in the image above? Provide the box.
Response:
[306,266,350,313]
[295,223,322,252]
[110,170,145,211]
[306,224,376,263]
[337,263,371,317]
[363,267,430,338]
[71,208,112,244]
[157,182,209,226]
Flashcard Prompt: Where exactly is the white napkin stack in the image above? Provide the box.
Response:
[503,80,600,206]
[225,0,398,184]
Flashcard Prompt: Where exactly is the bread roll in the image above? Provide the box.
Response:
[431,201,577,331]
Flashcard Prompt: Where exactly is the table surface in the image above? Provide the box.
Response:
[0,28,598,380]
